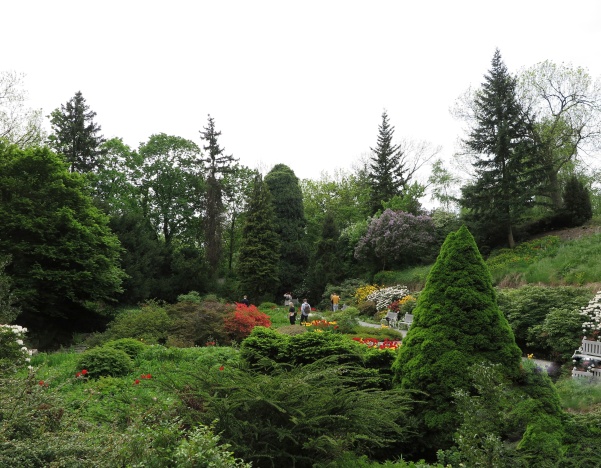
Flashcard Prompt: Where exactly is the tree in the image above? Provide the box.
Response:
[460,49,543,248]
[369,110,402,215]
[428,158,460,211]
[0,70,45,147]
[137,134,203,245]
[265,164,309,293]
[518,61,601,210]
[48,91,106,173]
[0,255,20,323]
[0,141,126,345]
[392,225,522,455]
[199,115,237,278]
[354,209,437,270]
[236,175,280,302]
[306,212,343,303]
[562,175,592,226]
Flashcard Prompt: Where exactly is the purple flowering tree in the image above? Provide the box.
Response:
[354,209,436,269]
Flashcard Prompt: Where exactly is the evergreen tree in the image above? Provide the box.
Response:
[48,91,106,173]
[199,115,237,278]
[237,175,280,302]
[460,50,543,248]
[562,175,592,227]
[392,225,522,455]
[264,164,309,294]
[307,212,343,304]
[369,110,403,215]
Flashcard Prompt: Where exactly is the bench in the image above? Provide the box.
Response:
[572,338,601,379]
[399,313,414,329]
[381,311,399,328]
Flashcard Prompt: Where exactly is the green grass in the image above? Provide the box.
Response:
[555,377,601,411]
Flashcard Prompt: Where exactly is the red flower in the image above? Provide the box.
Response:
[76,372,81,378]
[219,365,224,371]
[38,380,45,386]
[81,369,88,375]
[134,379,140,385]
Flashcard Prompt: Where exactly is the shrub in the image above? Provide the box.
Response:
[176,290,202,303]
[357,300,377,317]
[223,304,271,341]
[497,285,592,353]
[103,338,147,360]
[77,346,134,378]
[239,327,288,367]
[167,300,232,347]
[258,302,278,310]
[104,301,172,344]
[366,285,410,312]
[0,324,30,373]
[393,226,522,455]
[354,284,381,305]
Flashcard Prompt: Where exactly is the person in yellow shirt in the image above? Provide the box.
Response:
[330,293,340,311]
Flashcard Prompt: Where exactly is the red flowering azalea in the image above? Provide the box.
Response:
[223,304,271,340]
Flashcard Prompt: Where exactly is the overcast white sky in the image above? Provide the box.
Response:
[3,1,601,183]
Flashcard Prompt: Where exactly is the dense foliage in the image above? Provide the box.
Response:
[393,226,522,454]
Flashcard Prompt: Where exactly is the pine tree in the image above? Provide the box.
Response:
[264,164,309,293]
[368,110,403,215]
[562,175,592,227]
[460,50,543,248]
[199,115,237,278]
[237,175,280,302]
[48,91,105,173]
[392,225,522,454]
[307,212,343,303]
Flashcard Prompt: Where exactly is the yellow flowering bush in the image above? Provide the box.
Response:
[354,284,381,305]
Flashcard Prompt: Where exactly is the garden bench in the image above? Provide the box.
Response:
[381,311,399,328]
[399,313,413,328]
[572,338,601,379]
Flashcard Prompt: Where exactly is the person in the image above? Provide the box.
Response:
[330,293,340,311]
[300,298,311,324]
[241,295,250,306]
[283,292,292,306]
[288,303,297,325]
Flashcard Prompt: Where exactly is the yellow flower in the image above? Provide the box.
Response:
[527,353,534,359]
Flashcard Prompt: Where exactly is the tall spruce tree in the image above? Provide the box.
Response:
[460,49,542,248]
[48,91,105,173]
[392,225,522,455]
[264,164,309,294]
[369,110,403,215]
[199,115,237,278]
[237,174,280,303]
[307,212,343,303]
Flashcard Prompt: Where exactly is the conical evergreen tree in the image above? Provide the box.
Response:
[307,211,343,303]
[562,175,592,227]
[264,164,309,294]
[237,175,280,303]
[369,110,403,216]
[393,225,521,454]
[48,91,105,173]
[460,49,543,248]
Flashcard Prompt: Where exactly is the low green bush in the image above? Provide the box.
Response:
[358,300,377,317]
[104,301,172,344]
[77,346,134,378]
[103,338,147,359]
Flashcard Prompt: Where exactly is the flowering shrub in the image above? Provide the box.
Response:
[354,209,437,267]
[0,324,31,373]
[223,303,272,341]
[352,336,401,350]
[366,285,410,312]
[579,290,601,341]
[354,284,381,304]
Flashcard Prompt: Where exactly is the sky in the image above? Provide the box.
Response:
[3,0,601,185]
